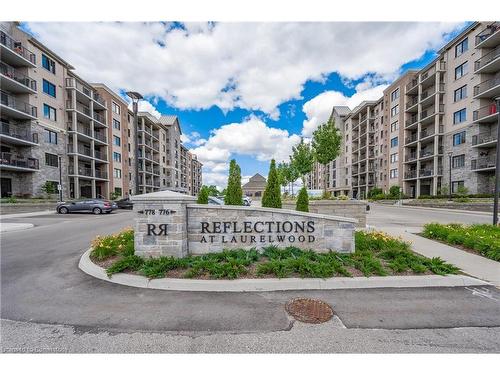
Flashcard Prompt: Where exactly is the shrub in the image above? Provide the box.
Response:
[262,159,282,208]
[296,186,309,212]
[338,194,349,200]
[389,185,401,198]
[106,255,144,276]
[197,186,209,204]
[90,228,134,260]
[368,188,383,198]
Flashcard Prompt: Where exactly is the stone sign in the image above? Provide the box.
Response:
[131,190,357,258]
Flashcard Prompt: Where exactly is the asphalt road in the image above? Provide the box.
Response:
[1,207,499,352]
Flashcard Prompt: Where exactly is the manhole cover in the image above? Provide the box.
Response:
[285,298,334,324]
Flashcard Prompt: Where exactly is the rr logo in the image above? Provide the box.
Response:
[146,224,168,236]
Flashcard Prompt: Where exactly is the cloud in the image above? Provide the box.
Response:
[126,99,162,119]
[26,22,464,119]
[301,84,388,136]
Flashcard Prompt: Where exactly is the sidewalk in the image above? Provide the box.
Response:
[380,226,500,286]
[373,202,493,216]
[0,210,54,220]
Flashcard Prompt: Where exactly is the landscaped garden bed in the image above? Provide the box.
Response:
[89,228,460,280]
[421,223,500,262]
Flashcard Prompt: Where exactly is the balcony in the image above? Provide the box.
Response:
[475,46,500,74]
[94,169,108,180]
[420,104,444,125]
[420,84,445,105]
[0,152,39,171]
[94,149,108,162]
[405,153,417,163]
[419,169,433,178]
[67,100,92,118]
[472,132,498,148]
[472,102,498,123]
[405,97,418,112]
[0,90,37,119]
[65,78,93,99]
[0,121,38,146]
[404,170,417,180]
[93,111,107,126]
[0,62,37,94]
[405,78,418,95]
[68,165,92,177]
[475,22,500,48]
[405,134,418,145]
[473,77,500,99]
[0,31,36,67]
[419,150,435,160]
[471,156,496,171]
[405,114,418,129]
[93,93,107,109]
[420,66,436,86]
[68,143,92,158]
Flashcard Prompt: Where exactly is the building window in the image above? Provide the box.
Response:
[390,105,399,117]
[390,169,398,179]
[113,135,121,146]
[42,79,56,97]
[454,85,467,102]
[113,152,121,162]
[390,88,400,102]
[41,54,55,73]
[455,38,468,57]
[452,154,465,168]
[453,131,466,146]
[114,187,122,197]
[453,108,467,124]
[452,180,465,193]
[455,61,468,80]
[44,129,58,144]
[390,153,398,163]
[114,168,122,178]
[113,119,121,130]
[112,102,120,115]
[43,104,57,121]
[390,121,398,132]
[390,137,398,148]
[45,153,58,167]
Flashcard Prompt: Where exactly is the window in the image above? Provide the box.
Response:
[452,180,465,193]
[390,169,398,179]
[390,121,398,132]
[112,102,120,115]
[114,168,122,178]
[391,88,400,102]
[390,105,399,117]
[113,135,121,146]
[455,61,468,79]
[455,38,468,57]
[390,153,398,163]
[390,137,398,148]
[44,180,58,192]
[44,129,58,144]
[453,108,467,124]
[114,187,122,197]
[45,153,58,167]
[452,154,465,168]
[113,152,121,163]
[43,104,57,121]
[42,79,56,97]
[453,131,466,146]
[113,119,121,130]
[41,54,55,73]
[454,85,467,102]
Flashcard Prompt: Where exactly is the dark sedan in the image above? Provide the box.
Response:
[56,199,117,214]
[115,197,133,209]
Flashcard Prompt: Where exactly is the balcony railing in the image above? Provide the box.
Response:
[475,22,500,46]
[419,169,433,177]
[94,131,107,143]
[1,121,38,143]
[406,97,418,109]
[419,150,434,158]
[406,79,418,92]
[474,77,500,97]
[405,134,418,144]
[65,78,92,97]
[472,132,498,146]
[95,169,108,179]
[420,104,444,120]
[405,154,417,162]
[471,157,496,170]
[420,125,443,139]
[68,166,92,177]
[0,62,37,91]
[68,144,92,157]
[475,45,500,71]
[0,31,36,64]
[94,149,107,161]
[405,170,417,179]
[420,84,445,101]
[420,66,436,82]
[93,93,106,107]
[405,115,418,127]
[0,90,37,117]
[93,111,106,125]
[0,152,39,169]
[66,100,92,117]
[473,102,498,121]
[68,122,92,137]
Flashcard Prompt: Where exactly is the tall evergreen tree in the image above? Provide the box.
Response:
[262,159,282,208]
[197,186,209,204]
[224,159,243,205]
[296,186,309,212]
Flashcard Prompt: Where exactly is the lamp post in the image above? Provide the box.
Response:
[493,97,500,225]
[126,91,143,196]
[448,151,453,202]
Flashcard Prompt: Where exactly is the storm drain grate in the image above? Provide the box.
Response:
[285,297,334,324]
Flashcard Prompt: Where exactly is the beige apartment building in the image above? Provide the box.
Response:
[307,21,499,199]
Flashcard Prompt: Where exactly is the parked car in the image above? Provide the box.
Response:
[56,199,117,214]
[115,197,133,209]
[243,196,252,206]
[208,196,224,205]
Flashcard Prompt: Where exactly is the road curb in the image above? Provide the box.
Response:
[78,249,492,292]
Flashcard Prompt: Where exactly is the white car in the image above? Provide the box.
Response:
[243,197,252,206]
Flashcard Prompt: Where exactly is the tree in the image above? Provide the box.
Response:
[311,119,342,196]
[290,138,314,185]
[205,185,220,197]
[288,161,300,197]
[262,159,282,208]
[276,162,288,193]
[41,181,57,197]
[389,185,401,198]
[197,186,209,204]
[296,186,309,212]
[224,159,243,205]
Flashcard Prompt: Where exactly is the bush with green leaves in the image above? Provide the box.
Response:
[197,185,209,204]
[262,159,282,208]
[224,159,243,205]
[389,185,401,198]
[368,188,383,199]
[296,186,309,212]
[90,228,134,260]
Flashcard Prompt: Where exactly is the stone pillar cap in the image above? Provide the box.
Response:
[131,190,197,202]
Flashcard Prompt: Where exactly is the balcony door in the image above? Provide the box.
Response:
[1,178,12,197]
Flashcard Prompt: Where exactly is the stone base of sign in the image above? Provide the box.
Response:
[131,190,358,258]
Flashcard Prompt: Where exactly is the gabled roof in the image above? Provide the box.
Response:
[159,115,182,134]
[333,106,351,116]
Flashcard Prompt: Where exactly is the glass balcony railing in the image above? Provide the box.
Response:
[475,45,500,71]
[473,102,498,121]
[0,31,36,64]
[471,157,496,170]
[472,132,498,146]
[473,77,500,97]
[68,166,92,177]
[0,62,37,90]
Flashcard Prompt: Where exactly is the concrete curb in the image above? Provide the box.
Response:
[0,210,54,219]
[78,248,491,292]
[372,203,493,216]
[0,223,34,233]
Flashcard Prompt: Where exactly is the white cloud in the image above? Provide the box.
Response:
[301,84,388,136]
[126,100,161,119]
[26,22,464,118]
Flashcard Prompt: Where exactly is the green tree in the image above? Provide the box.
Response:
[288,161,300,197]
[290,138,314,185]
[311,119,342,196]
[296,186,309,212]
[205,185,220,197]
[41,181,57,197]
[224,159,243,205]
[262,159,282,208]
[276,161,288,193]
[197,186,209,204]
[389,185,401,198]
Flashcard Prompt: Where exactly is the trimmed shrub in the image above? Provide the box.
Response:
[197,186,209,204]
[389,185,401,198]
[368,188,383,198]
[224,159,243,205]
[262,159,282,208]
[296,186,309,212]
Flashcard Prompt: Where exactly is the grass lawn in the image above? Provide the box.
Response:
[422,223,500,262]
[90,228,460,280]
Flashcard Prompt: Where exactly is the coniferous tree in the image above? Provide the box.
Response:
[224,159,243,205]
[296,186,309,212]
[262,159,282,208]
[197,186,209,204]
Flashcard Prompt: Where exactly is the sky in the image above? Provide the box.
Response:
[22,22,469,189]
